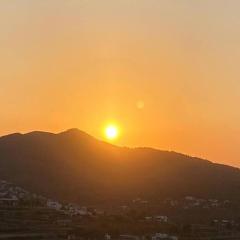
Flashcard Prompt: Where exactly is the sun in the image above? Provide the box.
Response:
[105,125,119,140]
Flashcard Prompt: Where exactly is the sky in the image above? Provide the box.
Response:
[1,0,240,167]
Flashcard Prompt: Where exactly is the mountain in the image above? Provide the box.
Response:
[0,129,240,205]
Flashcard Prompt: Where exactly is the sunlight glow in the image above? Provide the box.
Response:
[105,125,119,140]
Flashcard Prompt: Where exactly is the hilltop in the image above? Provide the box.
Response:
[0,129,239,205]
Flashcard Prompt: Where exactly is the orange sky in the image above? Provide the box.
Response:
[1,1,240,167]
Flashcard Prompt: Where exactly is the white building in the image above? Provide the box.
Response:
[152,233,178,240]
[155,216,168,222]
[47,200,62,210]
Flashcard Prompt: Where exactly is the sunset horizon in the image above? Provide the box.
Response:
[1,127,234,169]
[1,1,240,168]
[1,1,240,239]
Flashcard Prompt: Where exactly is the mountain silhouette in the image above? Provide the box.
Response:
[0,129,239,205]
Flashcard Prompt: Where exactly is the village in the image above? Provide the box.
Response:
[0,180,240,239]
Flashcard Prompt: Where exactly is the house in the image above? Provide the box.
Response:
[155,215,168,222]
[185,196,195,201]
[152,233,178,240]
[47,200,62,210]
[105,233,111,240]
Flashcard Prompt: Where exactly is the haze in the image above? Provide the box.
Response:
[1,0,240,167]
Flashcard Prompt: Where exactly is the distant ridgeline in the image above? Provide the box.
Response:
[0,129,240,205]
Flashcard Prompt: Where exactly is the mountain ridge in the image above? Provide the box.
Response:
[0,129,223,166]
[0,129,239,205]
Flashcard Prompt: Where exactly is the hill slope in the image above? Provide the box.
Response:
[0,129,239,204]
